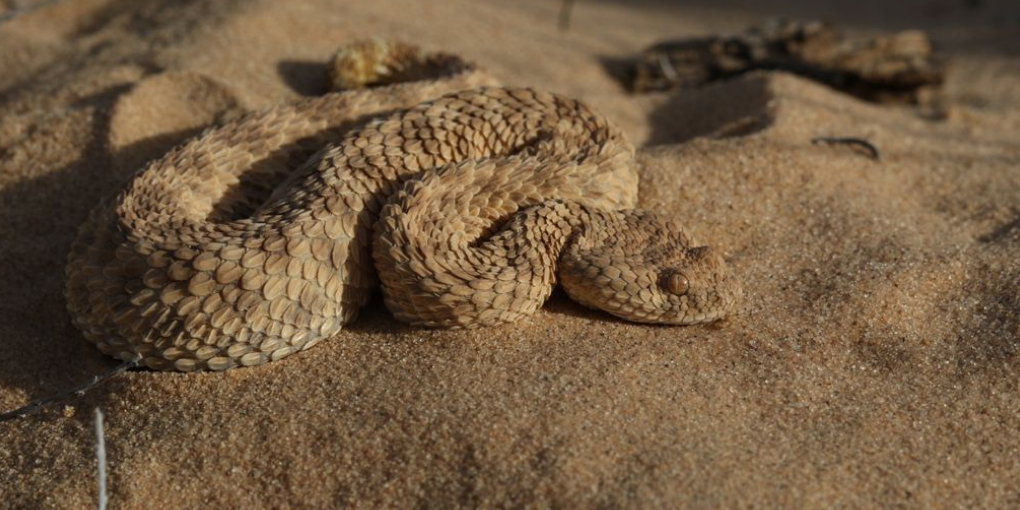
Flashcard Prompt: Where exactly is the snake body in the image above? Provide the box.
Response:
[65,41,738,371]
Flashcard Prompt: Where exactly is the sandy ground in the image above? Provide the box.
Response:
[1,0,1019,508]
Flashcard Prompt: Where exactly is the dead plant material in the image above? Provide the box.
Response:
[631,19,944,108]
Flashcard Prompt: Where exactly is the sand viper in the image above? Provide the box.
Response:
[64,40,740,372]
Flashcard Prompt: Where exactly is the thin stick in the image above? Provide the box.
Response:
[811,136,881,160]
[558,0,576,32]
[94,407,108,510]
[657,52,679,83]
[0,355,141,422]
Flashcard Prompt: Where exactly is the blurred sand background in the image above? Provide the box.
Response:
[0,0,1018,507]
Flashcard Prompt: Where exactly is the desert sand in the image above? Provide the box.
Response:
[1,0,1019,508]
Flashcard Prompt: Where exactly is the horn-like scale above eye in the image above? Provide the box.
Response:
[665,271,690,296]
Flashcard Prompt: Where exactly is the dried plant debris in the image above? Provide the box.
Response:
[811,136,880,160]
[631,19,945,108]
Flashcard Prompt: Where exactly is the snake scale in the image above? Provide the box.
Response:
[64,40,739,372]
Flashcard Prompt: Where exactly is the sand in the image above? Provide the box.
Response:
[1,0,1019,508]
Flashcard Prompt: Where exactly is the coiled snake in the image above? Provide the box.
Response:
[64,40,740,372]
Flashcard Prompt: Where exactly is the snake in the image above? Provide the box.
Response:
[64,40,740,372]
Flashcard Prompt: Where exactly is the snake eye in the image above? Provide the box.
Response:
[664,271,690,296]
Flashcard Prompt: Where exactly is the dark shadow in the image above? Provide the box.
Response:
[953,266,1020,375]
[277,60,331,97]
[0,83,167,419]
[643,72,775,146]
[851,333,918,374]
[341,289,634,341]
[111,128,206,176]
[71,0,244,40]
[0,0,246,103]
[0,77,249,417]
[978,214,1020,244]
[543,289,737,334]
[541,289,609,322]
[336,293,408,336]
[598,55,637,92]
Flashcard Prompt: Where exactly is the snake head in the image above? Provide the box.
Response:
[558,211,740,325]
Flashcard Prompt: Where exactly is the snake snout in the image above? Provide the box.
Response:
[557,237,739,326]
